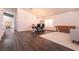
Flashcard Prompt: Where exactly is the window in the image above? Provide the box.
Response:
[44,19,54,27]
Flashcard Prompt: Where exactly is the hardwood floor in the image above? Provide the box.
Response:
[0,29,73,51]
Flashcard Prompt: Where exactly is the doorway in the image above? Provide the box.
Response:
[3,12,15,33]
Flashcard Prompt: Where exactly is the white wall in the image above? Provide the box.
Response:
[16,9,41,31]
[53,11,79,26]
[0,9,3,26]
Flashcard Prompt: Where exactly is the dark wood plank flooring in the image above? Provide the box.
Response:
[0,29,73,51]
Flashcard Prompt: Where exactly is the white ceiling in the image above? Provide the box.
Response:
[3,8,17,15]
[23,8,79,18]
[3,8,79,18]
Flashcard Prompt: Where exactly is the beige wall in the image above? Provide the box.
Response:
[16,9,43,31]
[52,11,79,26]
[0,9,3,26]
[0,8,3,25]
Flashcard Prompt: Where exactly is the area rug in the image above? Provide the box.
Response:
[40,32,79,51]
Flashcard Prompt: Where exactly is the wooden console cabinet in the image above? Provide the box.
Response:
[55,26,76,33]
